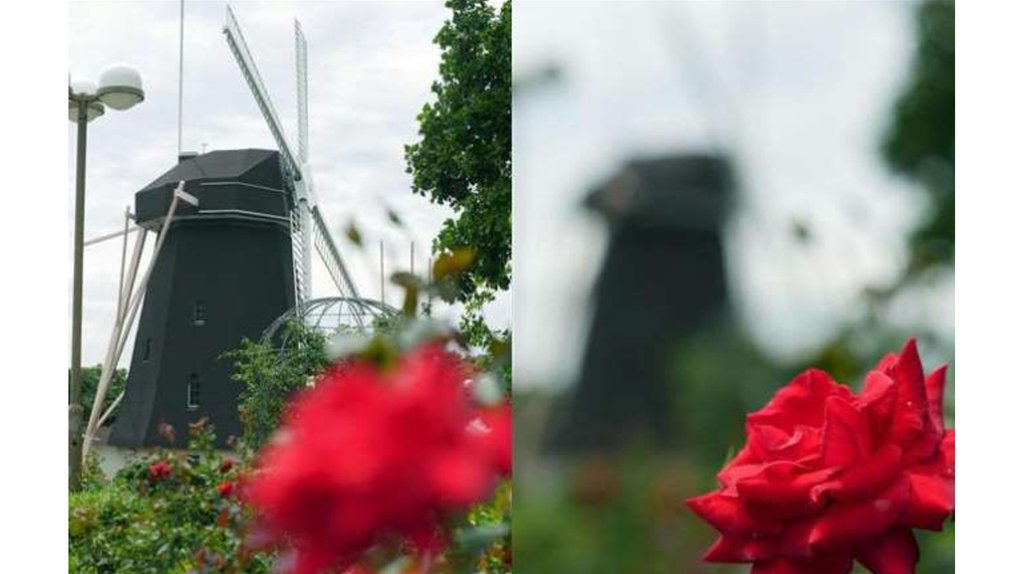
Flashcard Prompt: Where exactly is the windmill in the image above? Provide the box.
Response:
[88,5,392,452]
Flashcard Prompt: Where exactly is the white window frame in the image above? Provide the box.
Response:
[186,374,200,411]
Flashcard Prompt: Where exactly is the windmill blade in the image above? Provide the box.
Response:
[310,204,365,328]
[223,5,303,181]
[295,19,309,165]
[225,5,362,313]
[293,18,314,303]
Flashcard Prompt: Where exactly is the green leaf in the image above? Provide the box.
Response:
[386,207,405,228]
[344,220,363,247]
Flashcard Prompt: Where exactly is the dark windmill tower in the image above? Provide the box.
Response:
[547,153,734,452]
[106,7,366,449]
[108,150,297,448]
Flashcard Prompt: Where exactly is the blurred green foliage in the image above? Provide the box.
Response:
[882,0,955,273]
[513,454,731,574]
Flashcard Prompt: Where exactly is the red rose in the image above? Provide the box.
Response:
[217,480,235,498]
[147,460,172,483]
[220,458,235,473]
[688,339,954,574]
[473,402,513,476]
[244,344,511,574]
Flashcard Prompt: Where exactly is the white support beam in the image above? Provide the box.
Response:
[115,206,131,323]
[84,224,139,247]
[83,182,192,458]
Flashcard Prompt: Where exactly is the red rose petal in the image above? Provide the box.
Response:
[734,461,835,511]
[748,370,853,432]
[899,472,953,530]
[799,478,910,553]
[687,491,781,538]
[724,442,764,469]
[821,396,871,468]
[719,461,774,496]
[477,404,513,476]
[855,528,919,574]
[810,444,902,504]
[427,450,491,506]
[745,368,856,431]
[939,429,954,465]
[862,367,893,399]
[860,371,897,447]
[703,535,777,562]
[901,366,948,465]
[751,554,853,574]
[924,365,948,434]
[885,340,929,448]
[748,423,794,459]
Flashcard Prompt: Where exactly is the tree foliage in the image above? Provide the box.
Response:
[405,0,511,303]
[76,364,127,426]
[882,0,954,272]
[225,319,329,452]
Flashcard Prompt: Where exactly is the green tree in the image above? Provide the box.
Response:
[225,319,329,451]
[74,364,127,426]
[405,0,511,304]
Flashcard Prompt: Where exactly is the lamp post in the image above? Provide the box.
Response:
[68,64,145,491]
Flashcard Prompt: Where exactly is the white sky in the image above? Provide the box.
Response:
[69,1,510,366]
[513,1,954,388]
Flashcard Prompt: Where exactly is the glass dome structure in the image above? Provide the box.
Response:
[261,297,398,347]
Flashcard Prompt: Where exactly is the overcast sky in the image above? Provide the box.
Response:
[513,1,954,387]
[69,1,507,366]
[69,0,953,382]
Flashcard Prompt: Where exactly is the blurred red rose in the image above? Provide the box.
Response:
[244,343,511,574]
[220,458,235,473]
[218,480,235,498]
[147,460,171,483]
[688,339,954,574]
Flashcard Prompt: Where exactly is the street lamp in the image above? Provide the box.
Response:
[68,63,145,491]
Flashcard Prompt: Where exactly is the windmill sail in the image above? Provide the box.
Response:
[293,19,313,305]
[223,6,302,180]
[224,5,362,311]
[295,20,310,165]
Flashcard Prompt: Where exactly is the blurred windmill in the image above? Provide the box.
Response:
[541,2,899,452]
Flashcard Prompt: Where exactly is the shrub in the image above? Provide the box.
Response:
[69,421,271,574]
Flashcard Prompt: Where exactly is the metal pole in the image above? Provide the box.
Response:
[177,0,185,157]
[69,99,88,491]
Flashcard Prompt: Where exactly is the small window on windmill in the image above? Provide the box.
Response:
[194,300,207,326]
[187,373,200,411]
[143,338,152,362]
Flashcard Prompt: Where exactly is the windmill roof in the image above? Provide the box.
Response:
[584,153,734,229]
[140,149,284,192]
